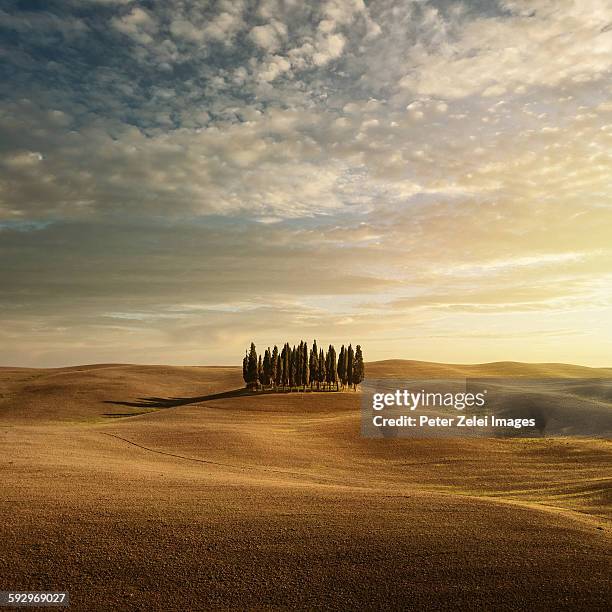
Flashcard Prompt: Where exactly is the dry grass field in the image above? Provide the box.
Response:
[1,360,611,610]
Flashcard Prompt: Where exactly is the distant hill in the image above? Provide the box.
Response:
[365,359,612,379]
[1,359,610,424]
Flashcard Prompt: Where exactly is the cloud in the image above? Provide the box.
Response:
[257,54,292,82]
[312,32,346,65]
[169,18,205,44]
[249,19,288,52]
[0,0,611,365]
[394,0,612,99]
[111,7,158,45]
[203,2,246,43]
[0,7,88,41]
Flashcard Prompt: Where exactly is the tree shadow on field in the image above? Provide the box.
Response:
[102,386,341,409]
[102,387,253,408]
[104,386,343,409]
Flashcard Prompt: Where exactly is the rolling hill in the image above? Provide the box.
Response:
[0,360,610,610]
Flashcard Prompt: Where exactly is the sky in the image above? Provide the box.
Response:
[1,0,611,368]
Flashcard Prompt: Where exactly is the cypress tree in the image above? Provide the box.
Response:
[302,341,309,391]
[283,343,290,390]
[296,341,303,390]
[328,345,338,390]
[276,350,283,389]
[337,345,346,390]
[263,348,272,388]
[242,351,249,388]
[247,342,258,389]
[289,345,296,390]
[287,345,295,391]
[347,344,354,389]
[271,345,279,390]
[353,345,365,389]
[258,354,264,388]
[309,340,318,390]
[318,348,325,390]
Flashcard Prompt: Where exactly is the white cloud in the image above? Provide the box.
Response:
[170,19,205,43]
[312,32,346,66]
[257,54,292,82]
[395,0,612,99]
[321,0,367,26]
[112,7,158,46]
[249,20,288,52]
[203,2,246,43]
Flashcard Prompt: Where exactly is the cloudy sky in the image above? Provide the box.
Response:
[1,0,611,367]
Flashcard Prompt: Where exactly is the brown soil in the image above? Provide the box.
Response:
[1,361,610,610]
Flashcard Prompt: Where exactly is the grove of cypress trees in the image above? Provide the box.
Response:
[242,341,363,392]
